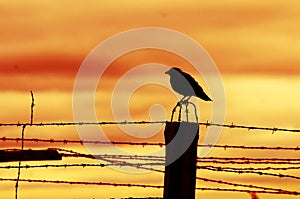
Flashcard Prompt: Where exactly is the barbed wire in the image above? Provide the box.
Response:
[100,155,300,194]
[2,91,300,197]
[15,125,26,199]
[98,155,300,180]
[61,153,165,162]
[197,159,300,165]
[53,150,300,180]
[196,177,299,195]
[57,150,300,165]
[200,144,300,151]
[26,149,297,178]
[200,166,300,180]
[197,157,300,165]
[3,163,300,172]
[1,137,300,151]
[50,149,300,166]
[0,178,164,188]
[1,162,299,195]
[30,91,34,125]
[15,91,35,199]
[0,178,299,195]
[194,188,300,195]
[0,163,165,169]
[100,159,299,195]
[56,149,165,161]
[198,157,300,161]
[0,121,299,133]
[197,158,300,165]
[198,165,300,171]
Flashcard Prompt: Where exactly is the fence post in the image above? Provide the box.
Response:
[163,122,199,199]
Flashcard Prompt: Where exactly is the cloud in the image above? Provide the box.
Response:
[1,0,300,81]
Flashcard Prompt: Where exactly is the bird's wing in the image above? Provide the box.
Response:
[180,71,204,92]
[180,71,212,101]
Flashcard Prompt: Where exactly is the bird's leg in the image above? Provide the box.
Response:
[178,96,191,122]
[185,102,189,122]
[172,96,191,122]
[178,102,182,122]
[171,101,183,122]
[182,96,191,104]
[178,96,187,105]
[171,105,177,122]
[171,101,181,122]
[189,101,199,122]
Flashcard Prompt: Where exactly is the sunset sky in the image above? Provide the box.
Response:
[1,1,300,199]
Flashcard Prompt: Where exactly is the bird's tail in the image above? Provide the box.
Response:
[198,92,212,101]
[203,95,212,101]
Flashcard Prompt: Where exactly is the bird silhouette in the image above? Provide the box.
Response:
[165,67,212,103]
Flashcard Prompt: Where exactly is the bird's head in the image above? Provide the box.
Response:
[165,67,183,75]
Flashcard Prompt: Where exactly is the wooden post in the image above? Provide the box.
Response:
[163,122,199,199]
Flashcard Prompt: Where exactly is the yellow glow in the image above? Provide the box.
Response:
[1,0,300,198]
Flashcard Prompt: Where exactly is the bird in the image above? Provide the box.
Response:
[165,67,212,103]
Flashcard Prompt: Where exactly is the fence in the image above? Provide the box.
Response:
[0,92,300,199]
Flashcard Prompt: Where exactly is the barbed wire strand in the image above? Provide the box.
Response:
[204,159,299,165]
[197,159,300,165]
[0,121,299,133]
[15,91,34,199]
[1,178,164,189]
[195,188,300,195]
[3,163,300,172]
[2,162,299,195]
[54,148,300,165]
[15,125,26,199]
[197,157,300,161]
[1,137,300,151]
[30,91,34,125]
[60,152,300,180]
[95,157,300,195]
[0,163,165,169]
[1,177,299,195]
[200,166,300,180]
[56,150,300,165]
[54,149,300,181]
[98,156,300,180]
[59,151,165,162]
[197,144,300,151]
[196,176,299,195]
[79,156,300,195]
[57,150,300,164]
[197,157,300,165]
[93,158,300,195]
[198,165,300,171]
[55,148,300,162]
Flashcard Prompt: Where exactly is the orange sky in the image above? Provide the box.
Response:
[1,1,300,199]
[1,1,300,77]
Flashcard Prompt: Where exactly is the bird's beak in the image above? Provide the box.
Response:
[165,69,170,74]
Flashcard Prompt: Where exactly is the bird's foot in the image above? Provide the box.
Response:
[181,99,190,105]
[178,96,191,105]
